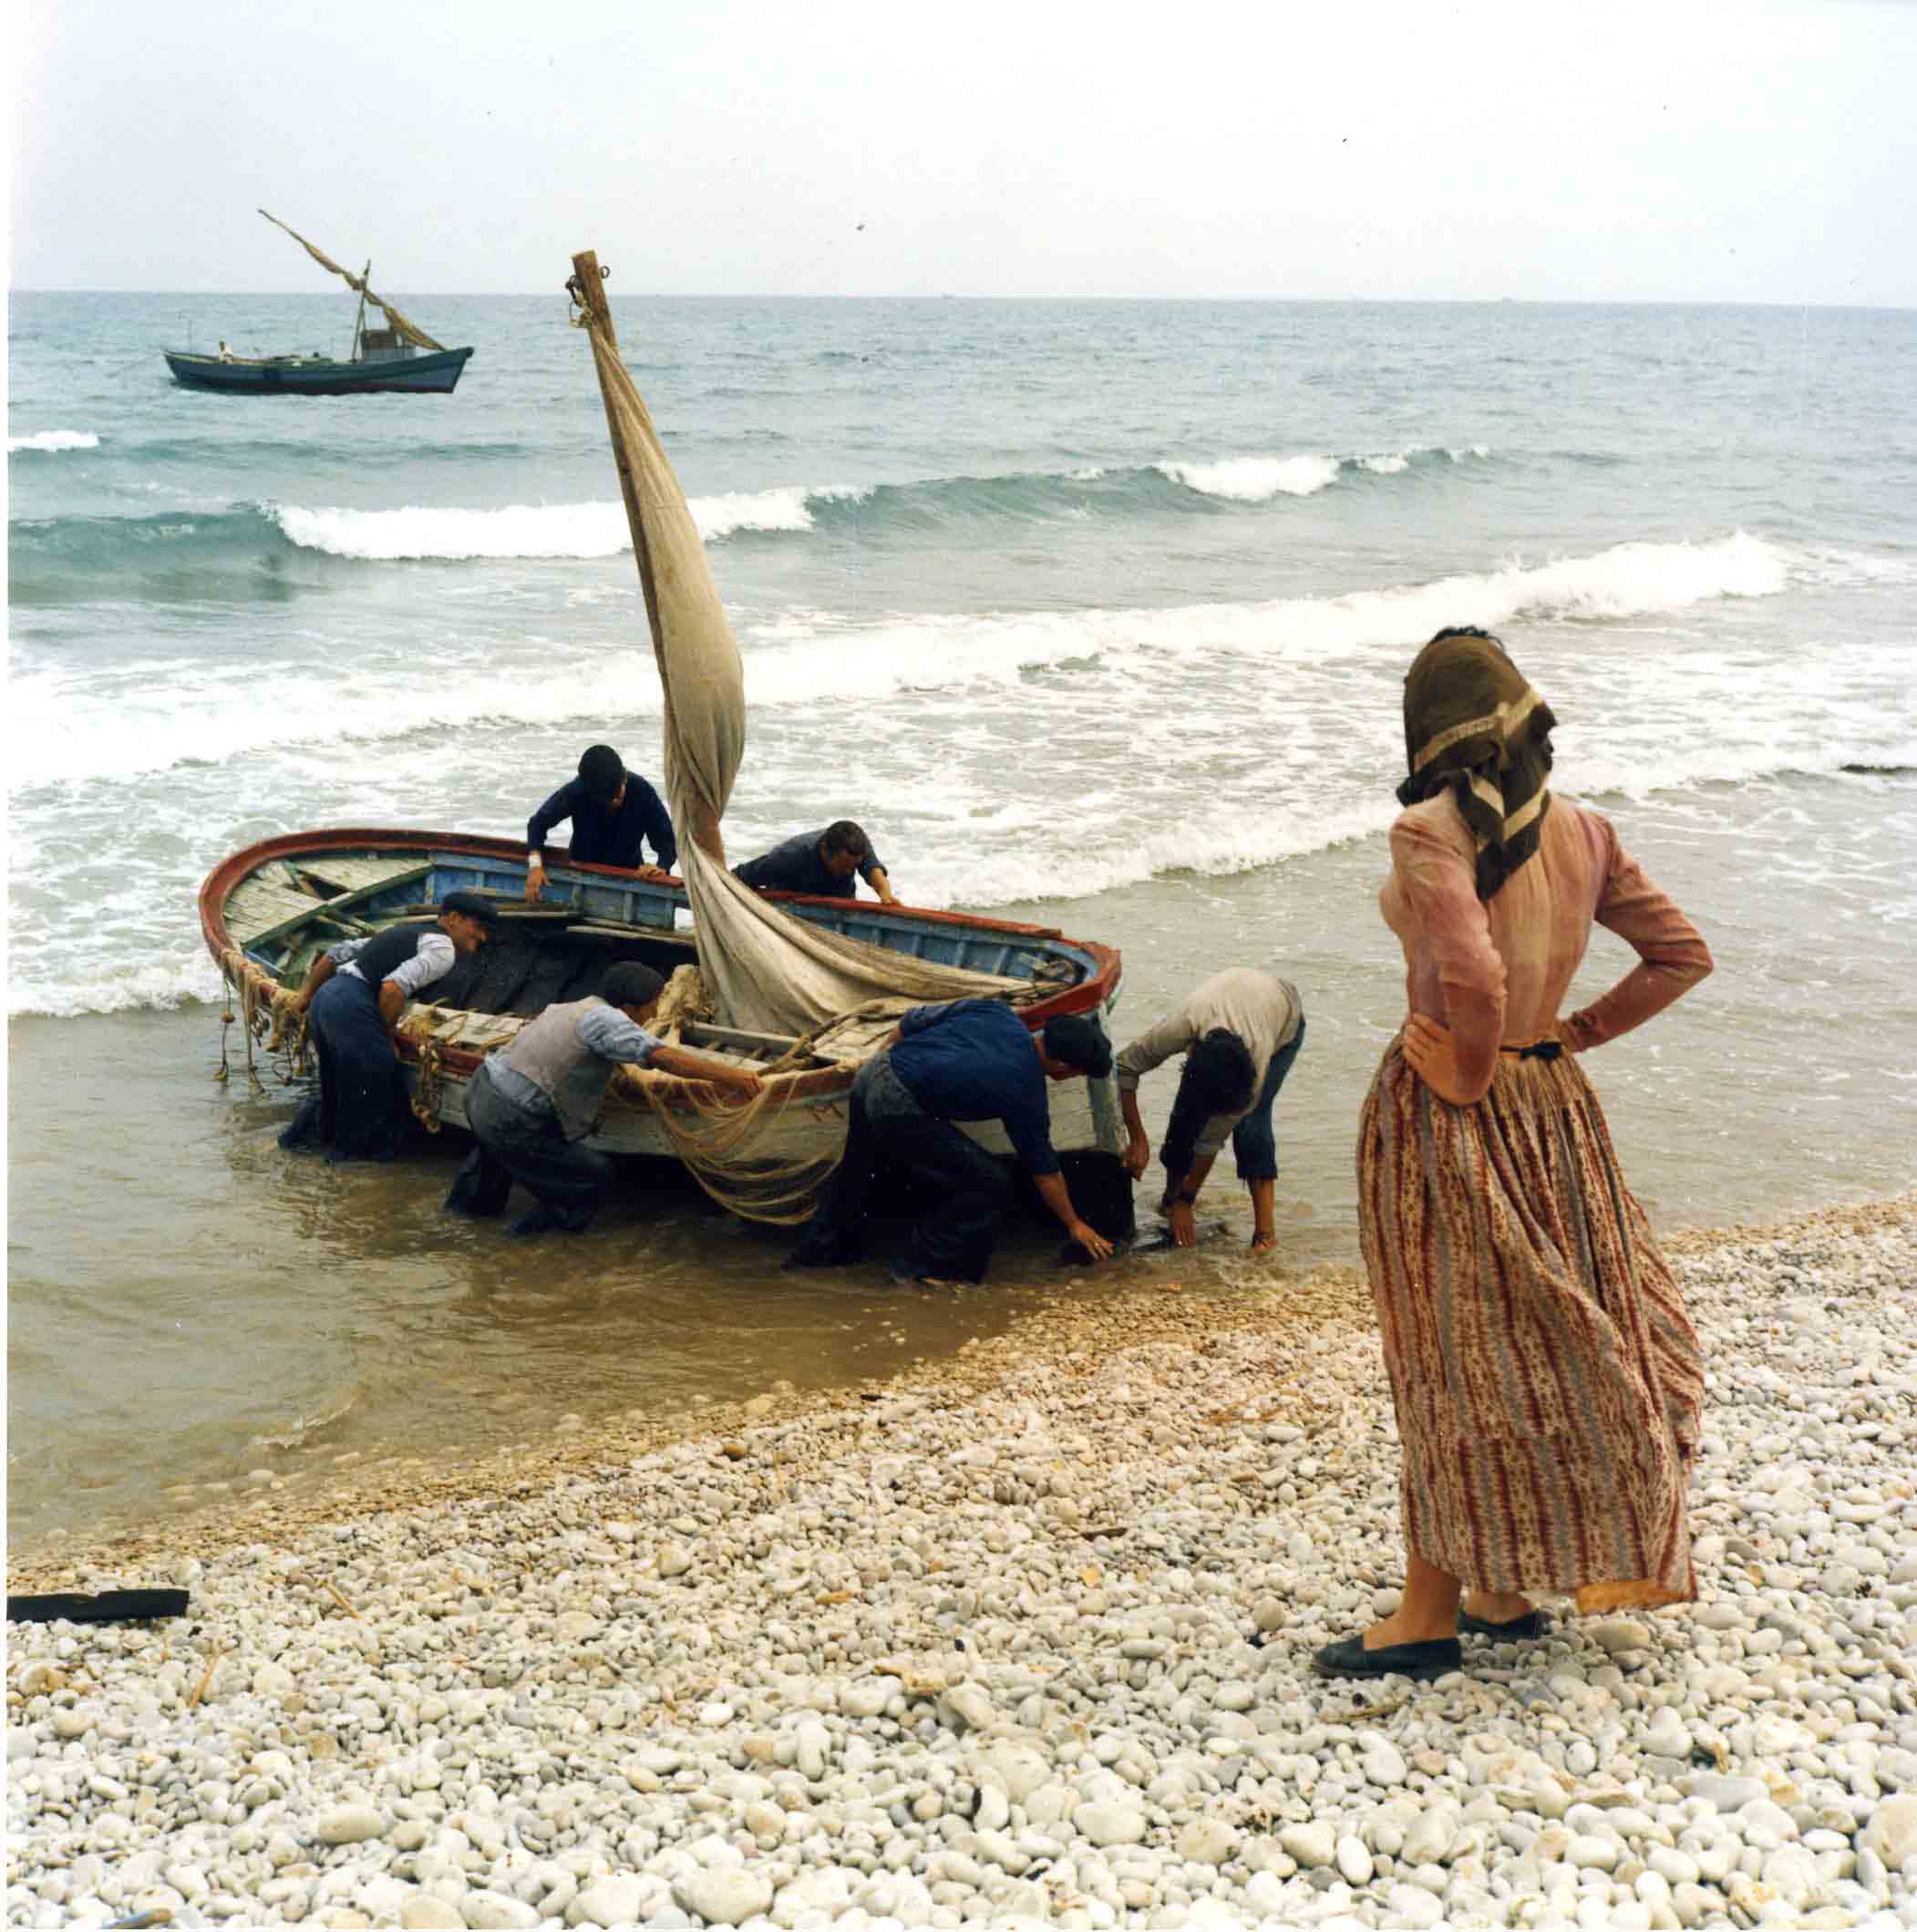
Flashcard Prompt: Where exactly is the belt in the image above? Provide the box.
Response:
[1500,1037,1564,1061]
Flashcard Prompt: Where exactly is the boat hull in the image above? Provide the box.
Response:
[163,347,474,395]
[199,829,1129,1185]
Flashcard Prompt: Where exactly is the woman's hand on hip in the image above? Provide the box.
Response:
[1403,1015,1478,1106]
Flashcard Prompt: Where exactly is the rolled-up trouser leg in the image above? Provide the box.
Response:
[464,1070,613,1225]
[1232,1019,1305,1183]
[888,1115,1013,1285]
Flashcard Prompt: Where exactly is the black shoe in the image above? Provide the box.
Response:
[508,1205,589,1237]
[1458,1607,1548,1640]
[1312,1633,1462,1681]
[782,1240,861,1271]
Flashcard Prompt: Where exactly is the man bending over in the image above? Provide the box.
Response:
[525,745,675,903]
[446,962,760,1236]
[1118,967,1306,1253]
[735,821,899,904]
[282,892,499,1163]
[786,1000,1115,1286]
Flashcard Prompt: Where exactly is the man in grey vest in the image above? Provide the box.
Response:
[445,963,762,1236]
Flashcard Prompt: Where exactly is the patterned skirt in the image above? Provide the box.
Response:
[1356,1038,1703,1607]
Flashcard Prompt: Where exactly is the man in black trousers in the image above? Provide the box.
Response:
[786,998,1115,1287]
[281,891,498,1162]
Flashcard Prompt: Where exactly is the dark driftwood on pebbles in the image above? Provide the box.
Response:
[7,1588,190,1625]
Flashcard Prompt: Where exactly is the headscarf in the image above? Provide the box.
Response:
[1397,626,1557,900]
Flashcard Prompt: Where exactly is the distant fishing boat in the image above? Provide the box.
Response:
[162,211,473,397]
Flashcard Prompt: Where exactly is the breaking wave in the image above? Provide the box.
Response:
[8,956,224,1018]
[9,447,1504,589]
[7,532,1816,792]
[8,429,99,454]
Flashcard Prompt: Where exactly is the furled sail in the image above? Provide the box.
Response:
[258,210,447,353]
[569,249,1025,1040]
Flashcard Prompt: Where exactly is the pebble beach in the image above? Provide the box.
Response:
[8,1193,1915,1931]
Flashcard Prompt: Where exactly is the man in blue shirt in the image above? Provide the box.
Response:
[446,962,760,1235]
[735,821,899,904]
[787,998,1115,1286]
[525,745,676,903]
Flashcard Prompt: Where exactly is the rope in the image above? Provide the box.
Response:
[216,948,310,1090]
[408,1034,446,1132]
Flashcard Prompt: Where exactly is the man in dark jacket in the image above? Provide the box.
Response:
[525,745,675,903]
[735,821,899,904]
[446,963,760,1235]
[280,891,498,1162]
[786,1000,1114,1286]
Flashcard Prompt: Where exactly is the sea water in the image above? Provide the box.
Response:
[8,292,1915,1543]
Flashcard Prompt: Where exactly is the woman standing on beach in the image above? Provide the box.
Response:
[1317,626,1715,1680]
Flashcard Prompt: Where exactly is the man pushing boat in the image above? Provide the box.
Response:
[280,891,499,1162]
[445,963,762,1236]
[784,999,1116,1286]
[735,821,900,904]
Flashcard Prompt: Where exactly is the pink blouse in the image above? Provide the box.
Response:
[1380,791,1713,1100]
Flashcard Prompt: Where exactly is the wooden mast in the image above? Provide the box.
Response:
[351,260,371,362]
[569,247,724,862]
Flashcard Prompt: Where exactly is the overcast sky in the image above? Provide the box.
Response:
[11,0,1915,304]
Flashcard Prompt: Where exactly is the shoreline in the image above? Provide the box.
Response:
[8,1191,1915,1929]
[9,1190,1912,1590]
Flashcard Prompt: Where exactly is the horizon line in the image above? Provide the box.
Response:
[10,286,1912,313]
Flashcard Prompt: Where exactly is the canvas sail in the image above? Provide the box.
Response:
[570,253,1026,1042]
[258,210,447,353]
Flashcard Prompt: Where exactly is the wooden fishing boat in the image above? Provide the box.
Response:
[200,830,1130,1218]
[163,345,472,397]
[163,211,474,397]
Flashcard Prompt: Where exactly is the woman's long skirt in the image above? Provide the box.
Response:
[1356,1040,1704,1609]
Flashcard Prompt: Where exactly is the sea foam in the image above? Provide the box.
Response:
[8,956,224,1018]
[1156,454,1343,501]
[270,487,841,561]
[8,429,100,454]
[4,532,1809,793]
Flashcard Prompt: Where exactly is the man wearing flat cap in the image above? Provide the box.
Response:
[447,962,762,1235]
[280,892,499,1163]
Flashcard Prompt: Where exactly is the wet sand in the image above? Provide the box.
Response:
[12,1190,1910,1593]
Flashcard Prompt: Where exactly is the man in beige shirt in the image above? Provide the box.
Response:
[1116,966,1305,1253]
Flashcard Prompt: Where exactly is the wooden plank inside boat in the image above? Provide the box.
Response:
[296,854,433,895]
[232,862,431,951]
[225,879,328,945]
